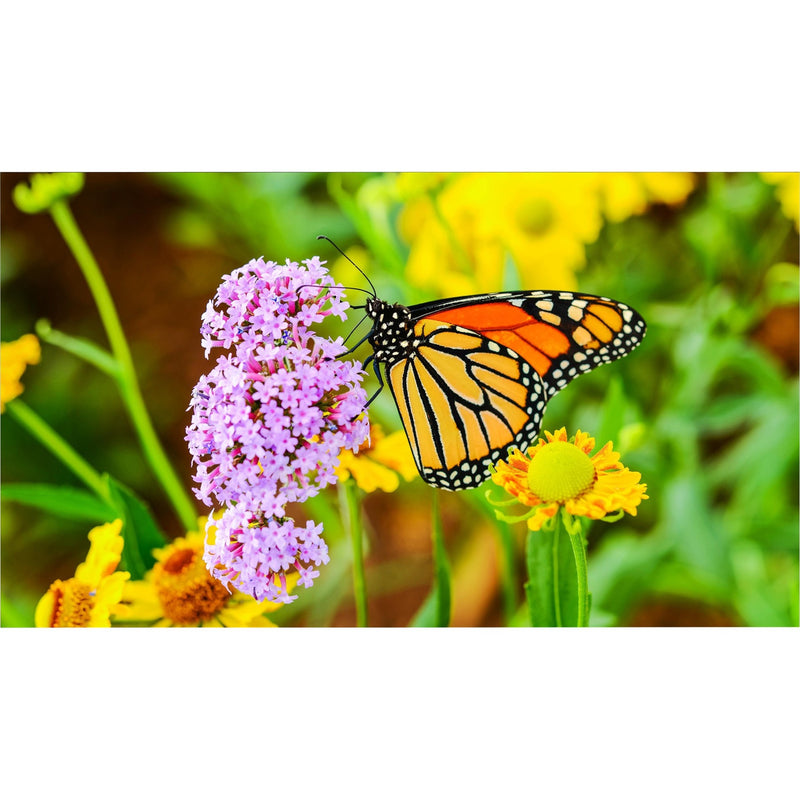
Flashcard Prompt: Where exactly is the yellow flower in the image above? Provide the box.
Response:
[114,518,294,627]
[761,172,799,231]
[335,424,418,492]
[589,172,696,223]
[1,334,41,412]
[35,519,130,627]
[399,172,603,296]
[490,427,648,531]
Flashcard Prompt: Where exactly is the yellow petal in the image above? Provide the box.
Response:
[75,519,124,586]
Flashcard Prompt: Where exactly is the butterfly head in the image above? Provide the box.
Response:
[366,298,414,365]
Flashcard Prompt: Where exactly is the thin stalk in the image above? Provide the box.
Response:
[48,199,196,531]
[341,480,368,627]
[6,400,110,503]
[564,511,590,627]
[551,517,563,627]
[430,490,452,627]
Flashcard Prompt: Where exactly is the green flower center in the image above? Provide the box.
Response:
[527,441,595,503]
[516,197,555,236]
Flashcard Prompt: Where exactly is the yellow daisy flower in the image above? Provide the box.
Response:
[35,519,130,627]
[761,172,799,231]
[335,424,418,493]
[114,518,295,627]
[1,334,41,412]
[490,427,648,531]
[399,172,603,296]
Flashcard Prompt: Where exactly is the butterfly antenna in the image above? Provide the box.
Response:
[296,282,374,299]
[342,312,370,345]
[317,234,378,298]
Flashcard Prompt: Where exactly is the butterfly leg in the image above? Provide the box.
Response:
[339,327,374,357]
[361,354,385,408]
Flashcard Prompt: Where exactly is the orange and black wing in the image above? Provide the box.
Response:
[386,319,546,490]
[410,290,646,398]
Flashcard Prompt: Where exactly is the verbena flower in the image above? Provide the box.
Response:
[35,520,130,627]
[1,333,41,412]
[186,256,369,603]
[335,423,418,493]
[489,427,648,531]
[113,519,295,627]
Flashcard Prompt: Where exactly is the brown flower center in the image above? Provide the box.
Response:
[154,546,230,625]
[51,580,94,627]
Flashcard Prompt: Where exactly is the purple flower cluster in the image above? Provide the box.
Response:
[186,256,369,603]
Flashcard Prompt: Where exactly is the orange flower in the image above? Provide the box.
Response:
[490,428,648,531]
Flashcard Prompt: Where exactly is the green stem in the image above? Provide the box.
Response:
[48,199,197,532]
[564,511,590,627]
[551,517,563,627]
[5,400,110,503]
[430,490,452,627]
[341,480,368,627]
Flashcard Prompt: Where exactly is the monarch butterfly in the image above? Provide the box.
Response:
[320,237,647,491]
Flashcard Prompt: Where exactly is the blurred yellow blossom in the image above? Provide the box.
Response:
[590,172,696,223]
[35,519,130,627]
[1,333,40,412]
[336,424,418,492]
[399,172,603,296]
[396,172,697,297]
[114,517,298,628]
[761,172,799,231]
[114,519,295,627]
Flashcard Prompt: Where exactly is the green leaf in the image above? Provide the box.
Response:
[104,475,167,580]
[409,589,438,627]
[1,483,117,522]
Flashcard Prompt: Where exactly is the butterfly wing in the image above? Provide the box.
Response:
[384,291,645,490]
[386,319,547,490]
[409,290,646,398]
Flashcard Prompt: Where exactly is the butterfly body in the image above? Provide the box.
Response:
[361,290,646,491]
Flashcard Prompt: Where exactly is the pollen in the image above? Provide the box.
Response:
[49,579,94,627]
[154,545,230,625]
[526,440,596,502]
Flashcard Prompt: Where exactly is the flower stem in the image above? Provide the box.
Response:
[564,511,590,627]
[341,480,368,627]
[551,519,563,627]
[430,490,452,627]
[48,199,197,532]
[6,400,110,502]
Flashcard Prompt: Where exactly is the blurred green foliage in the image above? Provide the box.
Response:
[1,172,797,626]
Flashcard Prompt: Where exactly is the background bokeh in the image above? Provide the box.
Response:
[1,172,798,627]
